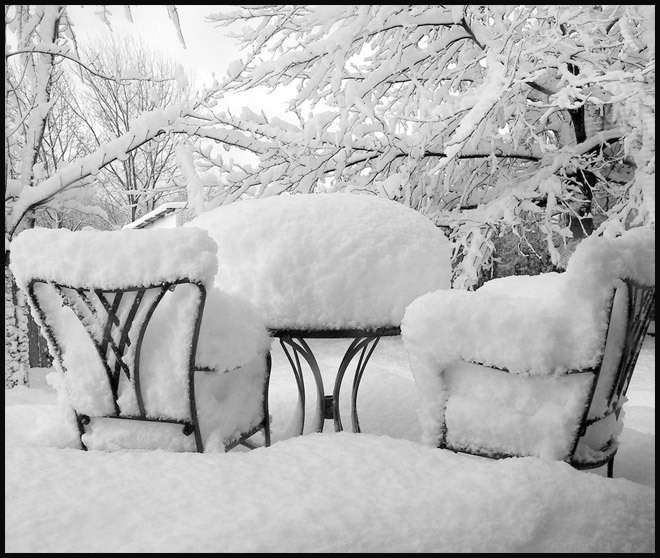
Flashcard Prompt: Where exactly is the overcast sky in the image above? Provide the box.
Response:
[66,5,295,116]
[67,5,242,87]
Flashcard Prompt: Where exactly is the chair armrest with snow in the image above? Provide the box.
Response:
[401,227,655,476]
[10,227,272,453]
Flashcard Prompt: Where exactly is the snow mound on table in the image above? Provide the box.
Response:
[188,193,452,330]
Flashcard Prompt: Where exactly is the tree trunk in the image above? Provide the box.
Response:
[566,63,594,240]
[5,262,31,388]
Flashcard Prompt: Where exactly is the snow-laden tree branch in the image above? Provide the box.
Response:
[4,4,190,388]
[7,103,201,237]
[199,4,654,288]
[4,4,191,243]
[3,4,655,390]
[7,46,177,83]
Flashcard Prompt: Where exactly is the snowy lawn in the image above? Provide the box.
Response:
[5,334,655,552]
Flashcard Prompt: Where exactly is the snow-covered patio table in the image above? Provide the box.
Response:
[189,193,452,435]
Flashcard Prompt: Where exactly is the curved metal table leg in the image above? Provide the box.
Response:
[350,337,380,433]
[274,330,397,436]
[332,336,380,433]
[279,336,326,435]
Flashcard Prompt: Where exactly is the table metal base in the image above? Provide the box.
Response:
[272,328,400,435]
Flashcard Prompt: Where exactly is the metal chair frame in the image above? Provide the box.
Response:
[26,278,271,453]
[438,278,655,478]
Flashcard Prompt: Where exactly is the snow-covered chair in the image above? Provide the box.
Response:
[401,227,655,477]
[10,227,273,453]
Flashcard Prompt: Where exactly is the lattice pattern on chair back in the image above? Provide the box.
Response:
[26,278,207,451]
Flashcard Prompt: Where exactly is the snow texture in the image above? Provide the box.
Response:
[9,227,219,290]
[4,432,655,553]
[401,227,655,453]
[189,192,452,330]
[4,334,655,552]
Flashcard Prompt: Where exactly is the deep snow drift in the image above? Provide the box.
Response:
[5,334,655,552]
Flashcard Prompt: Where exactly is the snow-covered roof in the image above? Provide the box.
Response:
[122,202,188,230]
[189,193,452,330]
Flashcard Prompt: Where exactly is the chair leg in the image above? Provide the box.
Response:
[263,417,271,447]
[76,414,89,451]
[607,457,614,478]
[263,352,272,447]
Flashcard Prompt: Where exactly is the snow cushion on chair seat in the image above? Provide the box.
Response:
[138,284,272,451]
[401,227,655,456]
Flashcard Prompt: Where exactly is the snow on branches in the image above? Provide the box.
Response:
[203,5,654,288]
[4,5,193,243]
[4,4,191,387]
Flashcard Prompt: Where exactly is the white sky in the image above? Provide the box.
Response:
[66,4,294,157]
[67,5,240,87]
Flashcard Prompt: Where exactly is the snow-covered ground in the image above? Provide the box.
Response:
[5,334,655,552]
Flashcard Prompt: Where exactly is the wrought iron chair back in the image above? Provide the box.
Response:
[439,278,654,478]
[566,278,655,475]
[27,278,208,452]
[607,280,655,411]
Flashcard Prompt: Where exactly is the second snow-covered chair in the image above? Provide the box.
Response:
[10,226,272,453]
[401,227,654,477]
